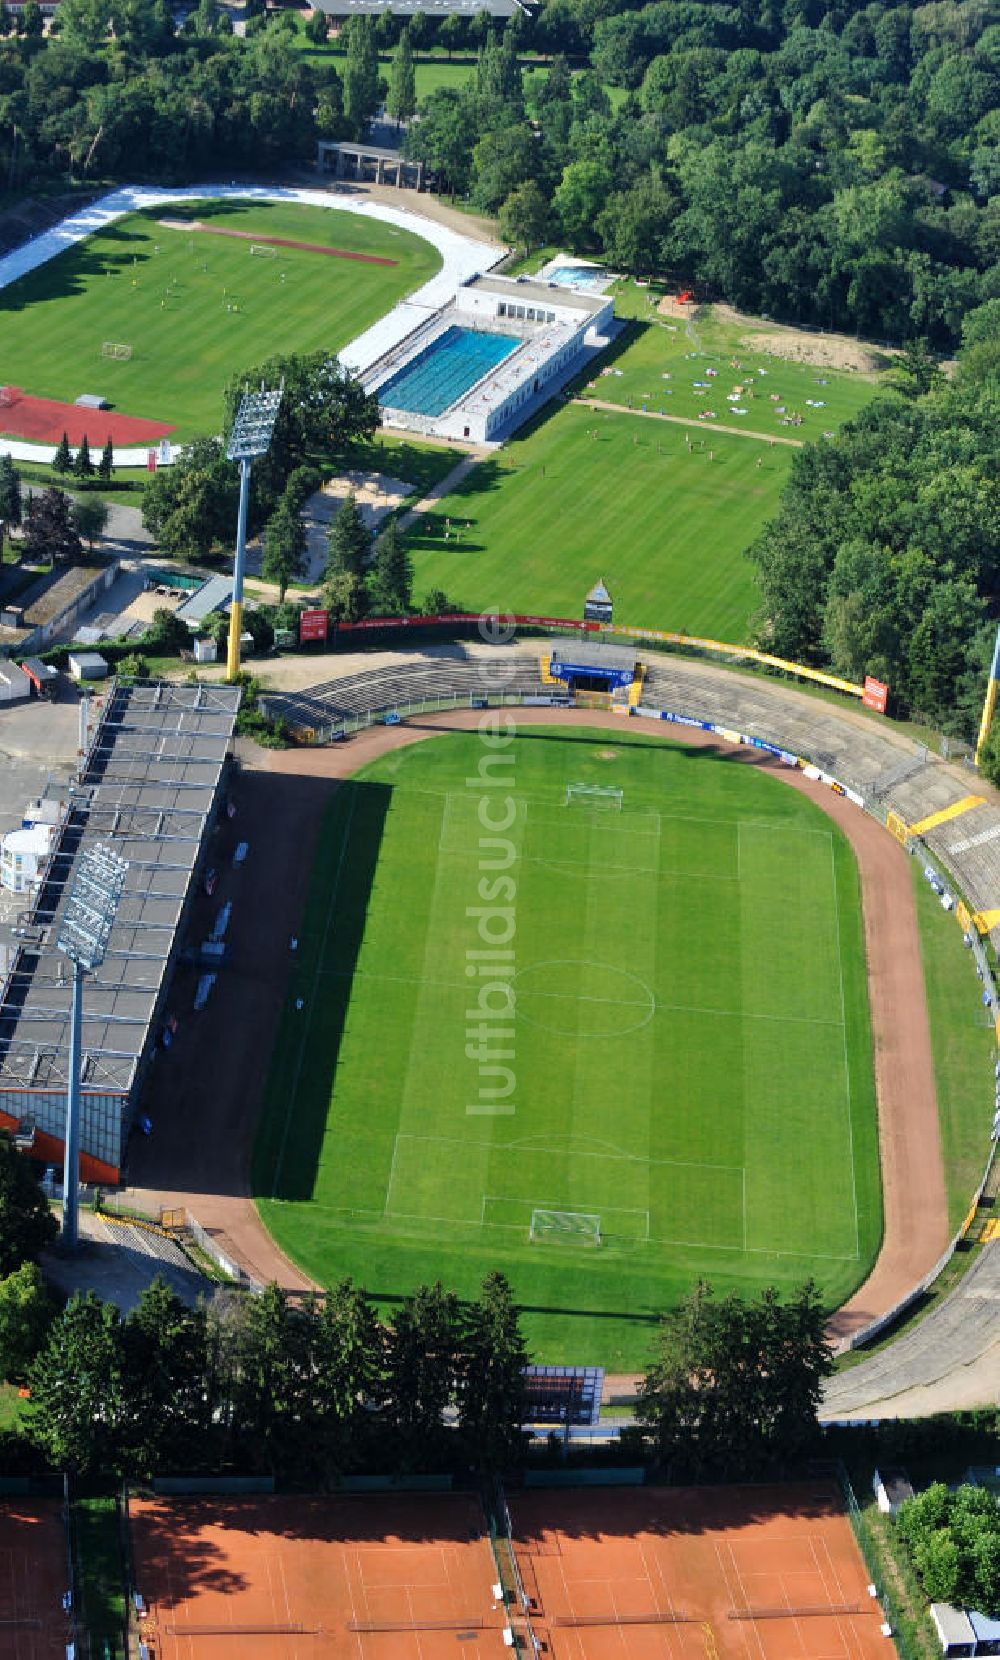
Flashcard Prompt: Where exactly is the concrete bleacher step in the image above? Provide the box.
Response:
[95,1214,198,1272]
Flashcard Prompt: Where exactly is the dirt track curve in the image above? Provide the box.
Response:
[128,704,948,1366]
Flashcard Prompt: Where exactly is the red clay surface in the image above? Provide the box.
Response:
[510,1481,890,1660]
[129,1492,505,1660]
[128,707,949,1357]
[162,219,398,266]
[0,386,174,447]
[0,1499,71,1660]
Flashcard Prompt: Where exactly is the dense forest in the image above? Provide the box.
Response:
[748,301,1000,735]
[405,3,1000,346]
[0,0,998,345]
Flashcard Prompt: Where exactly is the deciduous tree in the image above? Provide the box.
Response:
[0,1138,58,1276]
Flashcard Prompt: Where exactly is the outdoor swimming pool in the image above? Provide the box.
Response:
[378,326,518,416]
[547,265,610,293]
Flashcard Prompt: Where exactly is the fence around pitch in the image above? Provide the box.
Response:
[308,690,564,745]
[288,672,1000,1353]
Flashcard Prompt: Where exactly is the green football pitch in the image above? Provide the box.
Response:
[405,402,791,641]
[254,727,882,1366]
[0,200,440,440]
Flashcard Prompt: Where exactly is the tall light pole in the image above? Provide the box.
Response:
[55,842,128,1249]
[225,386,282,683]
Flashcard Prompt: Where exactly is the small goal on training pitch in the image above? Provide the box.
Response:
[530,1209,602,1246]
[250,243,277,259]
[564,783,623,810]
[101,341,133,361]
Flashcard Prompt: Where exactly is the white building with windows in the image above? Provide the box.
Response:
[364,274,615,445]
[0,824,57,896]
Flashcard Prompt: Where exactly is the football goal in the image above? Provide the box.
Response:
[101,341,133,361]
[564,783,623,810]
[250,243,277,259]
[530,1209,602,1246]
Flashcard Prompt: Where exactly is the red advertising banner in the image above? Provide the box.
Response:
[299,608,329,643]
[334,612,602,635]
[862,675,889,713]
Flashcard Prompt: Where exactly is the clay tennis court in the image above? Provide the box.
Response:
[159,219,398,266]
[129,1492,507,1659]
[0,386,174,447]
[509,1481,889,1660]
[0,1498,71,1660]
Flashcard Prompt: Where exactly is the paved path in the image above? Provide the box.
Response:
[397,453,488,529]
[575,396,806,446]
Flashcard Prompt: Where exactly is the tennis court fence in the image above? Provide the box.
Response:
[837,1464,919,1660]
[485,1480,543,1657]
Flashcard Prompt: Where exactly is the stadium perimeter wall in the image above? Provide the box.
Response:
[266,639,1000,1350]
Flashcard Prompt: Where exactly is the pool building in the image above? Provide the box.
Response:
[364,274,615,444]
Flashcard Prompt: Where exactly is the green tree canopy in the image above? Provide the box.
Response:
[456,1272,528,1470]
[368,517,412,615]
[262,498,308,602]
[638,1279,832,1479]
[325,491,370,580]
[0,1138,58,1275]
[0,455,22,559]
[0,1262,53,1384]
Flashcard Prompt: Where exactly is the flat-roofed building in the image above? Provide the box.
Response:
[0,680,240,1182]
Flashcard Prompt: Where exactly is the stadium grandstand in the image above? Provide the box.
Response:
[0,680,240,1183]
[264,635,1000,942]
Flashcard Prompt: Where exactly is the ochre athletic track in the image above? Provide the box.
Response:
[129,706,948,1359]
[160,217,399,265]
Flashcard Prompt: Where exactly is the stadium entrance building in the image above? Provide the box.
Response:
[543,642,644,705]
[0,680,240,1183]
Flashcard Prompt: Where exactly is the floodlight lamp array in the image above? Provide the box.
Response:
[55,843,129,972]
[226,387,283,462]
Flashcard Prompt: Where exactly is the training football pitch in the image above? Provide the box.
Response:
[254,728,881,1366]
[405,404,793,640]
[0,200,439,440]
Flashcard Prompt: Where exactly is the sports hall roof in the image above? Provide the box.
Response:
[0,680,240,1096]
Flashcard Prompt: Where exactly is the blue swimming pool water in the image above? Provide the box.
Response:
[379,326,518,416]
[548,265,608,292]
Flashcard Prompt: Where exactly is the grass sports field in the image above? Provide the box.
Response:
[597,293,891,434]
[0,199,439,440]
[254,728,881,1365]
[406,402,791,638]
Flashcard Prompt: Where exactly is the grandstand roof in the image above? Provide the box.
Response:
[550,642,637,670]
[0,681,240,1096]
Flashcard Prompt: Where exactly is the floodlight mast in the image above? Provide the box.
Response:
[55,843,128,1250]
[225,386,282,682]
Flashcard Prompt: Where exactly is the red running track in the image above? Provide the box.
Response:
[0,387,175,447]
